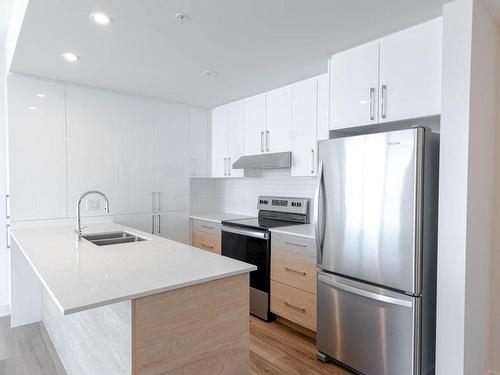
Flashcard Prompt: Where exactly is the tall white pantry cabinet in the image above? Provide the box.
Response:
[7,75,209,244]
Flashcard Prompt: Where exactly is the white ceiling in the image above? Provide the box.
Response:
[0,0,13,42]
[11,0,448,108]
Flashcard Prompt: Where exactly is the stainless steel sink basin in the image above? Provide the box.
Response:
[82,231,147,246]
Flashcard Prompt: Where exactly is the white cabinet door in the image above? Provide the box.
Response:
[189,107,209,177]
[227,101,245,177]
[115,213,154,234]
[330,41,380,129]
[66,86,114,217]
[158,211,190,244]
[211,106,228,177]
[291,78,318,177]
[244,94,266,155]
[155,102,190,212]
[317,74,330,141]
[114,95,155,215]
[8,76,67,220]
[265,86,291,153]
[379,18,442,123]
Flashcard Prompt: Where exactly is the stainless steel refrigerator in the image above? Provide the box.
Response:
[315,127,439,375]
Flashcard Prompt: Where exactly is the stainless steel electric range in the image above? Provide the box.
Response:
[221,196,310,321]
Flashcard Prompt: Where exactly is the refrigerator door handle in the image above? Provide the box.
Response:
[318,273,413,308]
[314,161,325,264]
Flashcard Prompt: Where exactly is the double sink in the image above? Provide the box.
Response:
[82,231,147,246]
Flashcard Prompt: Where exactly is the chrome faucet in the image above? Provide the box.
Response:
[76,190,110,241]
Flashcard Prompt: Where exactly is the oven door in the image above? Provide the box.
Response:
[221,226,272,320]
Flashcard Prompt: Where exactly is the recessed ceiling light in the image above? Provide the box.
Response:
[175,13,189,24]
[62,52,80,62]
[90,12,113,26]
[28,106,37,110]
[203,70,218,77]
[37,93,46,98]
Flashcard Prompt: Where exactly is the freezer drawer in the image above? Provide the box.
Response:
[317,272,420,375]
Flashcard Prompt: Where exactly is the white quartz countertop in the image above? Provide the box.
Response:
[11,223,256,315]
[190,212,254,223]
[270,224,315,239]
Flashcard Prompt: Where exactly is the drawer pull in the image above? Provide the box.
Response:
[201,224,214,230]
[285,241,307,248]
[200,243,214,250]
[284,301,306,313]
[284,267,306,276]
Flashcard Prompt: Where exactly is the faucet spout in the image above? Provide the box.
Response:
[76,190,110,241]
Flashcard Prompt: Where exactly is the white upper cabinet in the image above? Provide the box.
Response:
[265,87,292,153]
[379,18,442,123]
[188,107,209,177]
[66,86,114,217]
[244,94,266,155]
[330,17,442,130]
[8,76,67,220]
[155,102,190,212]
[211,106,229,177]
[114,94,155,215]
[330,41,380,129]
[158,211,190,244]
[227,101,245,177]
[317,73,330,141]
[291,78,318,176]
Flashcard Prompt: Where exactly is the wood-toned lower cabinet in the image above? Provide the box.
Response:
[191,219,221,255]
[271,232,317,332]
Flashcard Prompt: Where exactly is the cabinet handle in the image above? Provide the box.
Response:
[266,130,270,152]
[381,84,387,119]
[284,266,306,276]
[228,157,231,176]
[369,87,375,120]
[284,301,306,313]
[201,224,214,230]
[260,131,264,152]
[151,215,155,234]
[151,192,156,211]
[310,149,315,174]
[158,214,161,234]
[201,243,214,250]
[285,241,307,248]
[224,157,227,176]
[6,224,10,249]
[157,192,161,212]
[5,194,10,219]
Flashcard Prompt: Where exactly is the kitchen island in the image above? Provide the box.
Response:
[10,223,256,375]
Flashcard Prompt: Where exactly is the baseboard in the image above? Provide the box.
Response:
[0,303,10,318]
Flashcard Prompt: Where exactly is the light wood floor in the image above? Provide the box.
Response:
[0,316,351,375]
[250,316,351,375]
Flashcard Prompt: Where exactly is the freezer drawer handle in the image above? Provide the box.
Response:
[221,225,269,240]
[284,301,306,313]
[284,267,306,276]
[318,274,413,308]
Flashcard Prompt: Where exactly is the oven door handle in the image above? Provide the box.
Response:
[221,225,269,240]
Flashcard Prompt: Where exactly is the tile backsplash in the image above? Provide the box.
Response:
[190,169,316,216]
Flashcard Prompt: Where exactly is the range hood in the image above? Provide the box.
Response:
[232,152,291,169]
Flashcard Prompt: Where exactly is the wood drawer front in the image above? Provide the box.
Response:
[271,233,316,257]
[271,246,316,294]
[192,230,221,255]
[192,219,221,235]
[271,281,316,332]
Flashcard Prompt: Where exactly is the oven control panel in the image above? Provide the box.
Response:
[257,196,309,215]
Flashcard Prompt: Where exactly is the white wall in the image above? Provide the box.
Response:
[190,170,316,216]
[437,0,498,374]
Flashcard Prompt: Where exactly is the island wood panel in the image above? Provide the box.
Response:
[132,273,249,375]
[41,289,131,375]
[191,229,221,254]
